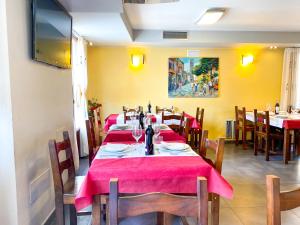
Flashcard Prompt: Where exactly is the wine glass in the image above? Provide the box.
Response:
[130,112,136,125]
[132,126,142,143]
[154,124,161,138]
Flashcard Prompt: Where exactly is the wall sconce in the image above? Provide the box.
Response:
[241,54,254,66]
[131,54,144,68]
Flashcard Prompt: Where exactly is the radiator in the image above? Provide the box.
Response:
[225,120,235,139]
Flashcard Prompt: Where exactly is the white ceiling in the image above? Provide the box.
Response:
[59,0,300,46]
[125,0,300,32]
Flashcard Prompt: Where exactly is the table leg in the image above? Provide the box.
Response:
[157,212,163,225]
[162,213,174,225]
[92,195,101,225]
[211,194,220,225]
[283,129,290,164]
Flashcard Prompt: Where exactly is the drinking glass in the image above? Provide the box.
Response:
[132,126,142,143]
[154,124,161,137]
[266,103,272,112]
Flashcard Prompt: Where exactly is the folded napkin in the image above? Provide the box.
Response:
[109,124,130,131]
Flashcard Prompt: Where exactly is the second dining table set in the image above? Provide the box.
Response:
[235,105,300,164]
[77,105,233,225]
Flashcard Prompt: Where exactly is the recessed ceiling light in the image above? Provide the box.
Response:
[196,8,225,25]
[89,42,93,46]
[269,46,278,49]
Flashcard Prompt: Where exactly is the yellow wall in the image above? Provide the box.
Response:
[87,46,284,138]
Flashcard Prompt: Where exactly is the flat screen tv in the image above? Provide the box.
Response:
[32,0,72,69]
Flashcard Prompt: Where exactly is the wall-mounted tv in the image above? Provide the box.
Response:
[32,0,72,69]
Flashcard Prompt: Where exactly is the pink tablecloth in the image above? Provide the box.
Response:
[184,112,201,129]
[104,114,119,132]
[75,156,233,211]
[283,120,300,129]
[103,129,186,144]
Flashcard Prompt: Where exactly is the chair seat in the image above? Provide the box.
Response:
[64,176,85,204]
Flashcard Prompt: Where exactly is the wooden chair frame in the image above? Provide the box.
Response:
[123,111,140,124]
[122,106,143,113]
[162,111,183,133]
[235,106,254,149]
[86,119,100,166]
[109,177,208,225]
[191,107,204,150]
[199,130,225,225]
[156,106,173,114]
[254,109,284,161]
[266,175,300,225]
[49,131,90,225]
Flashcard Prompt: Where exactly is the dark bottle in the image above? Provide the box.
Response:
[287,105,292,113]
[275,102,280,114]
[145,124,154,155]
[139,111,145,129]
[148,101,152,113]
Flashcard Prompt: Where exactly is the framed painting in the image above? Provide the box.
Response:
[168,57,219,98]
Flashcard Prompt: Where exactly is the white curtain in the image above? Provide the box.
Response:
[72,34,89,156]
[280,48,300,110]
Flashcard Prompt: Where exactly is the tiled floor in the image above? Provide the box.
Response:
[49,143,300,225]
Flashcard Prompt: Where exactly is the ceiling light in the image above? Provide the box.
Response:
[270,46,278,50]
[89,42,93,46]
[197,8,225,25]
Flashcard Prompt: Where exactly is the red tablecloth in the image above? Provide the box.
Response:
[75,156,233,211]
[103,129,186,144]
[104,114,119,132]
[283,120,300,129]
[184,112,201,129]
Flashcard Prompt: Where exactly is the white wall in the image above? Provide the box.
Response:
[4,0,74,224]
[0,0,18,224]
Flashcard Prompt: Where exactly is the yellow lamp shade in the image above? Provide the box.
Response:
[131,54,144,67]
[241,55,254,66]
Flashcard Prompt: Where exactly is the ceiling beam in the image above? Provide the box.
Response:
[133,30,300,46]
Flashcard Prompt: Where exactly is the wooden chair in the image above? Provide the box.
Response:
[92,104,102,146]
[86,119,100,166]
[156,106,173,114]
[253,109,284,161]
[199,130,225,173]
[235,106,254,149]
[266,175,300,225]
[109,177,208,225]
[122,106,143,113]
[191,107,204,149]
[178,115,191,144]
[48,131,90,225]
[123,111,140,124]
[162,111,183,133]
[199,130,225,225]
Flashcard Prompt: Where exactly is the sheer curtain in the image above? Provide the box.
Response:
[280,48,300,110]
[72,33,89,157]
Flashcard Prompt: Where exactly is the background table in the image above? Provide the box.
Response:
[246,111,300,163]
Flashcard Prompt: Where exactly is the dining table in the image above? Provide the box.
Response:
[104,112,201,132]
[246,111,300,164]
[75,124,233,225]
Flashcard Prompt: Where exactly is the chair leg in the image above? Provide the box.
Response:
[235,128,239,145]
[254,134,258,155]
[69,204,77,225]
[265,138,270,161]
[211,194,220,225]
[55,203,65,225]
[242,129,247,149]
